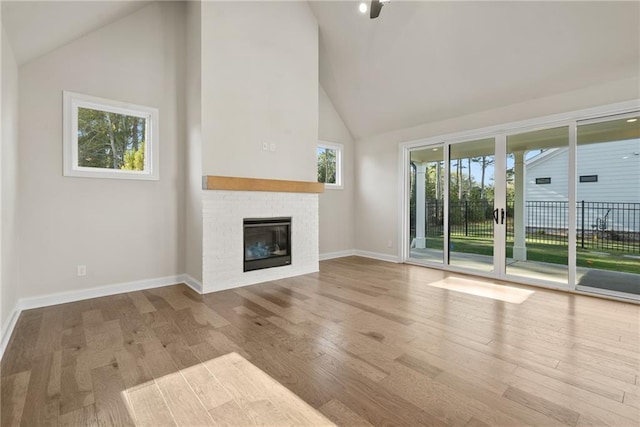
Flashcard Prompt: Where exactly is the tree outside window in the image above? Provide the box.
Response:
[317,142,343,188]
[63,91,159,180]
[77,107,146,171]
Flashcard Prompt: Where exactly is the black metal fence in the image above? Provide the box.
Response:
[521,201,568,245]
[421,200,640,253]
[447,200,495,238]
[577,201,640,253]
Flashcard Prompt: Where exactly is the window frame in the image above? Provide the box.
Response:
[535,177,552,185]
[63,91,159,180]
[579,174,598,183]
[317,141,343,190]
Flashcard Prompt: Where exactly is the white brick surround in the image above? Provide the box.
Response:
[202,191,319,293]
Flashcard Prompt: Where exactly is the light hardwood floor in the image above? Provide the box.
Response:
[1,256,639,426]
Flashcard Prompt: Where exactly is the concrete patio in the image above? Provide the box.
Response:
[410,248,639,297]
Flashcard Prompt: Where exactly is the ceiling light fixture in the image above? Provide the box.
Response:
[370,0,391,19]
[627,118,638,123]
[359,2,367,14]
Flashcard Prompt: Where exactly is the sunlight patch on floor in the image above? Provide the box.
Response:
[428,277,534,303]
[122,352,335,426]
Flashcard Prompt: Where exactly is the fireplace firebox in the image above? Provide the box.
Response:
[243,217,291,272]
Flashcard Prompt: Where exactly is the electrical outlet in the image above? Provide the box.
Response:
[77,265,87,276]
[387,240,393,248]
[270,143,276,152]
[262,142,268,151]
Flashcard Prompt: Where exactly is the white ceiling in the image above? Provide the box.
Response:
[2,1,639,140]
[1,0,150,66]
[309,1,640,139]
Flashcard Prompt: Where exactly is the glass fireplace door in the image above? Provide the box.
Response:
[243,217,291,272]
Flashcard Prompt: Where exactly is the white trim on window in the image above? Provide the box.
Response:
[63,91,159,180]
[317,141,344,189]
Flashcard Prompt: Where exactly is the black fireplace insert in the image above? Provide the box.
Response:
[243,217,291,272]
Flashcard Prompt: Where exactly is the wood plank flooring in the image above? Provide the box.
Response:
[1,256,639,426]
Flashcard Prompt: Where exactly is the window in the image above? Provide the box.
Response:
[317,141,343,188]
[535,177,551,184]
[63,91,159,180]
[579,174,598,183]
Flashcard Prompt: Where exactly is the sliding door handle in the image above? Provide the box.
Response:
[501,208,505,225]
[493,208,499,224]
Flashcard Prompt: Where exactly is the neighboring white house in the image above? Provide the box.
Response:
[524,139,640,232]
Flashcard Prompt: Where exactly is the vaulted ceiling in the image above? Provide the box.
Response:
[309,1,640,139]
[1,1,151,65]
[3,1,639,140]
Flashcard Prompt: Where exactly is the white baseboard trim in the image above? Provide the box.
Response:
[353,250,401,263]
[319,249,356,261]
[1,274,199,362]
[318,249,400,263]
[0,307,21,361]
[19,275,186,311]
[180,274,203,294]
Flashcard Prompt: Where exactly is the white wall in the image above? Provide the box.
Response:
[200,1,318,182]
[524,141,640,232]
[526,141,640,203]
[526,149,570,202]
[318,86,355,255]
[355,76,640,257]
[185,0,202,283]
[17,2,186,299]
[1,24,19,337]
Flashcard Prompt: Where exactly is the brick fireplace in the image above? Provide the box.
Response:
[201,177,322,293]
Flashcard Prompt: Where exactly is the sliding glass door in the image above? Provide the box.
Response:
[407,138,499,275]
[448,139,496,272]
[403,103,639,300]
[408,146,445,264]
[575,114,640,297]
[503,127,569,285]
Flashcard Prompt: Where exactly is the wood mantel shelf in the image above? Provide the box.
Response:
[203,176,325,193]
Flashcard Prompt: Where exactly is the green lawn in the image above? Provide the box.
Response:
[424,236,640,274]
